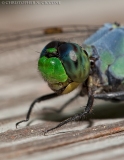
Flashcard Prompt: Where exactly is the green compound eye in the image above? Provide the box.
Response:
[38,56,68,83]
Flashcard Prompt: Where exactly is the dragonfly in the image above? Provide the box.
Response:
[3,23,124,134]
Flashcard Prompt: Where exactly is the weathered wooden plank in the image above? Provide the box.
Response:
[1,37,124,160]
[0,120,124,159]
[1,2,124,159]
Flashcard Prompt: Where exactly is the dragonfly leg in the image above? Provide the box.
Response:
[94,91,124,101]
[44,93,94,135]
[43,91,81,113]
[86,118,93,128]
[16,93,58,128]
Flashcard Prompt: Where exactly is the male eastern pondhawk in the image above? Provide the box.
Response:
[6,23,124,135]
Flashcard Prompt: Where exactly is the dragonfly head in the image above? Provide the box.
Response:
[38,41,90,94]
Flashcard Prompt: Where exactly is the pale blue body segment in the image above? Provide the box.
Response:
[84,23,124,57]
[83,23,124,89]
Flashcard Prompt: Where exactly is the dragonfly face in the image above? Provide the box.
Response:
[38,41,90,94]
[15,23,124,134]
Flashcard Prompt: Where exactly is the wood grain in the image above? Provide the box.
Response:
[0,1,124,159]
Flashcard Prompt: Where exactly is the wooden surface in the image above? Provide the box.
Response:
[0,1,124,160]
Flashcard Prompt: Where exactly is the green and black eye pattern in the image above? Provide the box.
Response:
[38,41,90,92]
